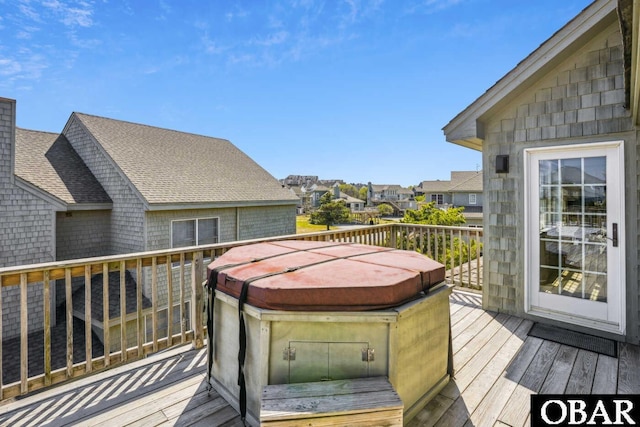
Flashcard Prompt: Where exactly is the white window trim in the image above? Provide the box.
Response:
[431,194,444,204]
[469,193,477,205]
[170,217,220,248]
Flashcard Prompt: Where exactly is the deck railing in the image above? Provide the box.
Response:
[0,223,481,400]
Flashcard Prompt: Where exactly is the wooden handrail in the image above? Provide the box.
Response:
[0,223,482,400]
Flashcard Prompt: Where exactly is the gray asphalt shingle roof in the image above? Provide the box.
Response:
[419,171,483,193]
[15,128,112,205]
[73,113,299,206]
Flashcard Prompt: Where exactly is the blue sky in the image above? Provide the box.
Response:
[1,0,592,186]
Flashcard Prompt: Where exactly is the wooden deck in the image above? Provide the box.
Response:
[0,289,638,427]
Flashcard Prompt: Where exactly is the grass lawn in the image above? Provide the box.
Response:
[296,215,335,234]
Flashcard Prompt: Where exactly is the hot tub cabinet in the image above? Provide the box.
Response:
[206,241,452,426]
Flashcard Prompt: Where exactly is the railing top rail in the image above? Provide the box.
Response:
[0,223,481,279]
[393,223,483,232]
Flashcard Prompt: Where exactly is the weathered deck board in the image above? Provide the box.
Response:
[0,289,638,427]
[592,354,618,393]
[564,349,598,394]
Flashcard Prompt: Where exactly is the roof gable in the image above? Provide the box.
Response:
[71,113,298,207]
[15,128,111,207]
[443,0,619,150]
[419,170,483,193]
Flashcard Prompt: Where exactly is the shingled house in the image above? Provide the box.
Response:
[0,98,299,340]
[415,171,484,226]
[444,0,640,343]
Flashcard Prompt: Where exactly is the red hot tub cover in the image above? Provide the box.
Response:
[206,240,445,311]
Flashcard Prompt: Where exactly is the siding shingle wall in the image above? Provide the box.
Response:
[482,22,637,342]
[0,99,55,338]
[63,118,146,255]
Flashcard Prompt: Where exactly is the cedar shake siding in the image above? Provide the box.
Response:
[0,98,56,338]
[444,0,640,343]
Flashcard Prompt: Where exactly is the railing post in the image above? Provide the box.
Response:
[389,225,397,248]
[0,276,3,400]
[191,251,204,349]
[84,265,92,374]
[20,273,28,394]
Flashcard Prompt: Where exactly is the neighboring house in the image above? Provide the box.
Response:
[415,171,483,226]
[331,186,365,211]
[301,183,332,208]
[281,175,318,187]
[367,183,417,215]
[285,185,306,214]
[0,98,299,340]
[443,0,639,343]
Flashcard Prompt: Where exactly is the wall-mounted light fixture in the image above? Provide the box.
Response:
[496,155,509,174]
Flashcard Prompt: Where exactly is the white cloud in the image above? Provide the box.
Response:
[251,31,289,47]
[18,3,42,22]
[225,6,249,22]
[62,6,93,27]
[0,58,22,75]
[201,32,226,55]
[405,0,464,15]
[40,0,95,27]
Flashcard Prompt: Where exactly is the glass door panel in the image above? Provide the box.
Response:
[526,142,624,335]
[538,157,607,301]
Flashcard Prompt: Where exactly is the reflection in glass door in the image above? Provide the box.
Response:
[538,157,607,302]
[525,142,625,335]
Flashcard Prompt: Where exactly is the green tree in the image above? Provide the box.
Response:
[339,183,359,198]
[377,203,394,216]
[401,202,465,226]
[414,195,426,203]
[358,186,368,202]
[396,202,480,273]
[310,192,351,230]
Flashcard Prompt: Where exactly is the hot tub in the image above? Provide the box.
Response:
[205,240,452,425]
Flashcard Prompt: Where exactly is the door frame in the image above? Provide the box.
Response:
[524,140,626,335]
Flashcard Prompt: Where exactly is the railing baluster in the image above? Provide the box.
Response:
[180,253,186,344]
[477,230,482,289]
[151,257,158,353]
[43,270,51,387]
[434,229,439,262]
[20,273,28,394]
[467,229,472,288]
[85,265,92,373]
[166,256,173,347]
[449,229,454,284]
[65,268,73,379]
[191,251,204,349]
[102,263,110,367]
[457,229,463,287]
[0,275,3,400]
[120,261,127,362]
[0,223,483,400]
[136,258,143,357]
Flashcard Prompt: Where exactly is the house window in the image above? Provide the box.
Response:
[171,218,219,248]
[431,194,444,204]
[469,194,477,205]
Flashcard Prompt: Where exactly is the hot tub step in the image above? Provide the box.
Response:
[260,376,403,426]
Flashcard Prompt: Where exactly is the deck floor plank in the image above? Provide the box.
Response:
[539,345,578,394]
[0,290,638,427]
[452,310,497,352]
[618,342,640,393]
[467,336,543,427]
[564,349,598,394]
[498,339,561,427]
[453,312,511,371]
[592,354,618,394]
[450,306,486,339]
